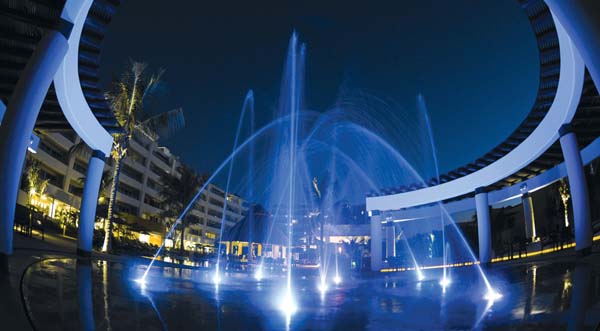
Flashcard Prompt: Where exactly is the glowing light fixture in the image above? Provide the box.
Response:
[254,268,263,281]
[484,289,502,302]
[134,278,147,290]
[318,281,328,294]
[439,277,451,288]
[333,275,342,285]
[278,289,298,317]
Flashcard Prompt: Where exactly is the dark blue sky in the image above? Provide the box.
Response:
[100,0,539,181]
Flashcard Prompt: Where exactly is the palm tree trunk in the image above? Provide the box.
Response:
[180,223,186,253]
[102,153,123,253]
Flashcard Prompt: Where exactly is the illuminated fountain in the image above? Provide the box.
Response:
[214,89,255,286]
[136,32,501,324]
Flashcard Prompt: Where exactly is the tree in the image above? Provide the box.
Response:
[342,237,365,270]
[100,61,184,253]
[559,180,570,228]
[25,157,49,235]
[159,165,208,252]
[25,157,49,207]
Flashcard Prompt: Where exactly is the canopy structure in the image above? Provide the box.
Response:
[0,0,121,134]
[0,0,122,258]
[367,0,599,208]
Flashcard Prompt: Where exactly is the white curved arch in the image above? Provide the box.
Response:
[367,11,585,212]
[53,0,114,155]
[381,136,600,221]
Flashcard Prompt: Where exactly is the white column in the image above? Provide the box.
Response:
[77,150,106,257]
[559,124,592,253]
[0,21,72,261]
[522,193,537,242]
[385,223,396,259]
[545,0,600,91]
[475,187,492,264]
[370,212,382,272]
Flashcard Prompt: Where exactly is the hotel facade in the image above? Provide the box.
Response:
[19,129,246,252]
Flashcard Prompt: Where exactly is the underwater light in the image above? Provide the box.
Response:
[333,275,342,285]
[439,277,451,288]
[134,278,147,290]
[278,289,298,317]
[213,272,221,285]
[318,279,328,293]
[484,289,502,302]
[254,268,263,281]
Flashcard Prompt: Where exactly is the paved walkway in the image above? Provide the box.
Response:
[2,230,127,330]
[1,232,79,330]
[2,231,600,330]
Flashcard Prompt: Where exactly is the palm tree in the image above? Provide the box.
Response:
[24,156,49,235]
[25,157,49,205]
[159,165,209,252]
[559,180,570,228]
[100,61,185,253]
[342,238,364,270]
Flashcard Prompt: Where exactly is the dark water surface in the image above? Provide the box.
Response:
[21,258,600,330]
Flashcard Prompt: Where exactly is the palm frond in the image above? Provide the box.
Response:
[138,107,185,140]
[140,68,165,103]
[159,165,207,218]
[68,141,92,160]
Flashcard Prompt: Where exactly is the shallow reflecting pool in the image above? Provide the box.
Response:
[21,258,600,330]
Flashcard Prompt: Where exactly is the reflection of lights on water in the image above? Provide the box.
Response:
[333,275,342,285]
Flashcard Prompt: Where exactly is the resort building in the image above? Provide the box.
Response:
[17,129,247,252]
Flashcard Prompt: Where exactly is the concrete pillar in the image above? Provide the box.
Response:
[76,260,95,331]
[559,124,593,254]
[385,222,396,259]
[77,150,106,257]
[475,187,492,264]
[0,20,72,264]
[522,193,537,242]
[545,0,600,93]
[370,212,382,271]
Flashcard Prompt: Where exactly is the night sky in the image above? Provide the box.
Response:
[100,0,539,186]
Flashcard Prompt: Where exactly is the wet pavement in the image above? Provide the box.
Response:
[17,255,600,331]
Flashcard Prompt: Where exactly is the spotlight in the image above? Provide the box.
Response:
[439,277,451,288]
[318,280,328,294]
[417,271,425,281]
[213,273,221,285]
[278,289,298,317]
[134,278,147,290]
[484,289,502,302]
[254,268,263,281]
[333,275,342,285]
